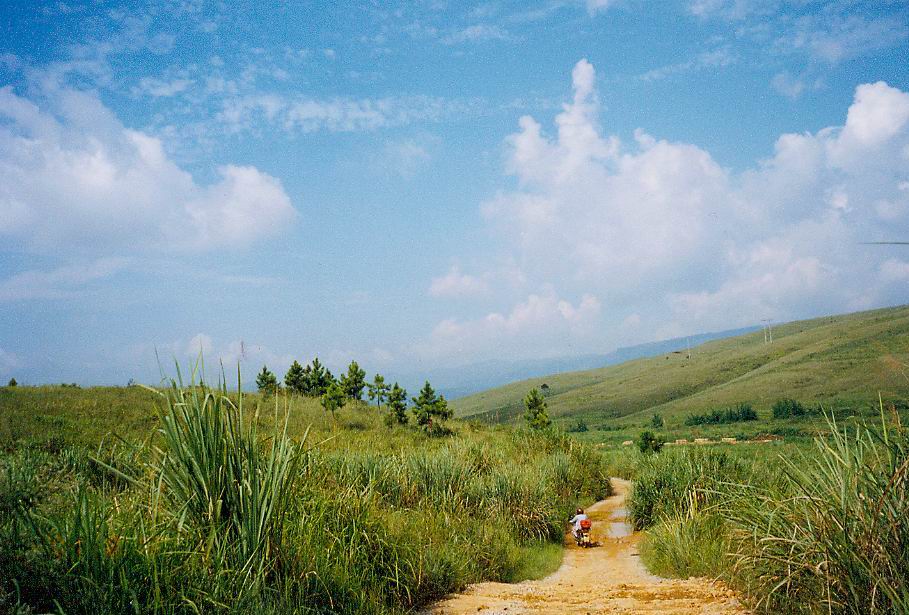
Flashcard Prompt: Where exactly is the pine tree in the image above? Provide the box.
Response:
[412,381,452,429]
[368,373,390,408]
[339,360,367,400]
[386,382,408,425]
[306,357,332,396]
[320,381,347,417]
[523,387,551,430]
[256,365,278,396]
[7,378,17,387]
[284,361,306,395]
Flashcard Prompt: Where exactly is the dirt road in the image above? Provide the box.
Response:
[429,479,748,614]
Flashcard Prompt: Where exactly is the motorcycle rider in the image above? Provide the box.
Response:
[568,507,588,539]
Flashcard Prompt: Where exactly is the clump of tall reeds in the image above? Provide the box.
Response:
[729,412,909,613]
[149,364,303,595]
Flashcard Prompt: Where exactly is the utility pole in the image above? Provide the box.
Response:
[761,319,773,344]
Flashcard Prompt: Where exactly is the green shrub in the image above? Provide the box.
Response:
[771,397,806,418]
[684,403,758,426]
[636,430,663,455]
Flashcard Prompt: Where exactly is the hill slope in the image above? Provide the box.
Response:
[453,305,909,428]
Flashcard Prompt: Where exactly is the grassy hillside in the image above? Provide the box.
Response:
[453,305,909,439]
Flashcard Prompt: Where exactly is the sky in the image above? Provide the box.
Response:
[1,0,909,386]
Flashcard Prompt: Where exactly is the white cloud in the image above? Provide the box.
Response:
[443,24,511,44]
[425,288,601,360]
[214,93,477,135]
[639,47,735,81]
[429,266,488,298]
[381,138,432,178]
[135,77,194,98]
[782,14,909,64]
[185,333,214,356]
[0,84,296,253]
[440,60,909,357]
[586,0,620,15]
[880,259,909,283]
[0,258,130,301]
[0,347,22,379]
[771,71,806,99]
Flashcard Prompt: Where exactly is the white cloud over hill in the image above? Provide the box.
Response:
[428,59,909,358]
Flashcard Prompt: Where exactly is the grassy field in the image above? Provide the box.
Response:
[0,372,612,614]
[452,305,909,444]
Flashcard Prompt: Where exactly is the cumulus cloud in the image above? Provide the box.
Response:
[432,59,909,359]
[0,83,296,253]
[426,288,601,360]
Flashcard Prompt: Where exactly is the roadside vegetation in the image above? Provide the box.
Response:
[627,406,909,613]
[0,365,612,614]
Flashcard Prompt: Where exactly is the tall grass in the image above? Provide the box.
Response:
[729,414,909,613]
[0,366,611,614]
[150,365,302,593]
[632,411,909,614]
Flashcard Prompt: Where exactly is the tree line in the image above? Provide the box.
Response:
[254,358,452,432]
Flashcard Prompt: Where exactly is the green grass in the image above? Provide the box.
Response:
[626,409,909,614]
[0,367,611,614]
[452,305,909,444]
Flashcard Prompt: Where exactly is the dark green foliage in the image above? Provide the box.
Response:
[306,357,334,396]
[637,430,664,455]
[566,419,588,433]
[650,413,664,428]
[368,373,390,407]
[320,381,347,416]
[386,382,408,425]
[5,378,15,387]
[772,397,806,418]
[523,388,551,430]
[684,403,758,426]
[255,364,278,396]
[283,360,306,395]
[412,381,452,432]
[339,360,367,400]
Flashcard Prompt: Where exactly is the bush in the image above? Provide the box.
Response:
[771,397,806,418]
[566,419,588,433]
[685,403,758,426]
[636,430,663,455]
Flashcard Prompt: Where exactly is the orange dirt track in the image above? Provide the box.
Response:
[428,479,748,615]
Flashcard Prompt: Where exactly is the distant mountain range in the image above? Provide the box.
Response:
[388,326,759,400]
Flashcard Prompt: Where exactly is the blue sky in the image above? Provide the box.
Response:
[1,0,909,386]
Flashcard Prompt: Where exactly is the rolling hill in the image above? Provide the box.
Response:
[453,305,909,431]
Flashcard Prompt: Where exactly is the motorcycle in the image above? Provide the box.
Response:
[574,518,593,548]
